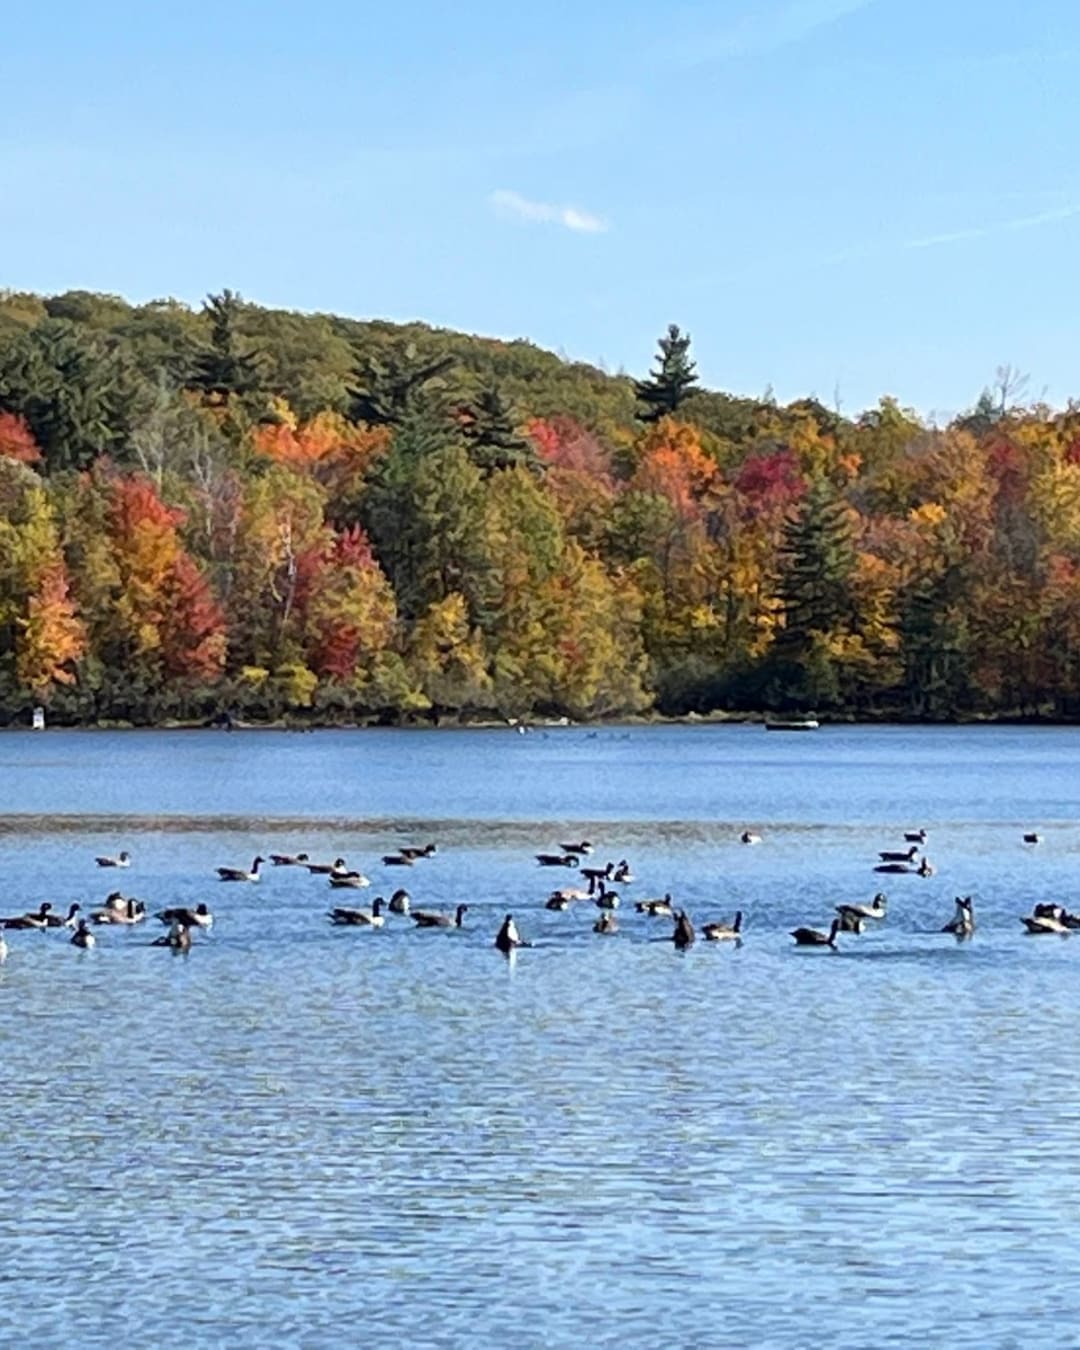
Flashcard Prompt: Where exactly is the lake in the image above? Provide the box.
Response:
[3,723,1080,1346]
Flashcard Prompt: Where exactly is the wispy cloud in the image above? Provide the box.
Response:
[490,189,608,234]
[666,0,881,66]
[903,203,1080,251]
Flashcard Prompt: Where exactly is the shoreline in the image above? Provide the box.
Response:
[2,709,1080,732]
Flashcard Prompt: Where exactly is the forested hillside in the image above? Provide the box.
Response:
[0,288,1076,725]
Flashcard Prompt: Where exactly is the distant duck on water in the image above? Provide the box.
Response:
[790,919,840,949]
[740,830,762,846]
[70,918,95,950]
[495,913,529,953]
[672,910,695,950]
[942,896,975,938]
[217,856,264,883]
[328,897,385,928]
[95,850,131,868]
[2,903,53,930]
[702,911,743,942]
[413,904,469,929]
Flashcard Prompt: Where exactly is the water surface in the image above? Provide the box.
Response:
[3,725,1080,1346]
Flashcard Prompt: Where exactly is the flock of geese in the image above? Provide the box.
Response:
[0,826,1063,963]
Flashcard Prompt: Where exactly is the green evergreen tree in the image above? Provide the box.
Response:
[635,324,699,423]
[348,341,456,427]
[766,479,857,706]
[0,320,148,471]
[189,291,267,400]
[461,382,538,475]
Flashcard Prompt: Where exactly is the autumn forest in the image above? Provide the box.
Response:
[0,288,1077,726]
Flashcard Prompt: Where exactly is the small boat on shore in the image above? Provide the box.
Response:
[764,717,819,732]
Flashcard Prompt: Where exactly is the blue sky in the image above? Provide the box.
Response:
[4,0,1080,416]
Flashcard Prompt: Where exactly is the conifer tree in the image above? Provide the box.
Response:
[635,324,698,422]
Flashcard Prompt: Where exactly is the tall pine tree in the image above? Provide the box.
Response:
[635,324,699,422]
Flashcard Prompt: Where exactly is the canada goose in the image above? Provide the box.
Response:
[155,903,213,930]
[545,893,571,911]
[836,894,887,922]
[581,862,614,890]
[328,872,372,889]
[837,911,865,934]
[536,853,578,868]
[306,857,348,875]
[702,911,743,941]
[560,840,593,855]
[613,860,634,885]
[1034,902,1066,919]
[904,829,927,844]
[70,918,96,950]
[740,830,762,845]
[217,856,264,882]
[2,902,53,930]
[593,911,618,935]
[270,852,310,866]
[672,910,696,950]
[328,896,386,928]
[790,919,840,948]
[495,913,528,953]
[399,844,437,860]
[92,897,145,925]
[879,846,919,863]
[917,857,935,877]
[95,850,131,868]
[1022,912,1069,934]
[636,893,674,917]
[594,883,620,910]
[1023,832,1043,845]
[413,904,469,929]
[942,896,975,938]
[388,888,411,914]
[382,854,413,867]
[151,919,192,951]
[44,903,81,929]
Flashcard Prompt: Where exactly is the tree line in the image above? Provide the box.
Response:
[0,289,1077,725]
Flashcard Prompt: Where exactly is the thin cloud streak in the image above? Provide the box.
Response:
[667,0,881,66]
[904,203,1080,251]
[490,189,608,234]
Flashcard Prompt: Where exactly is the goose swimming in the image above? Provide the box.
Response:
[878,846,919,864]
[495,913,528,953]
[536,853,579,868]
[702,911,743,941]
[95,850,131,868]
[593,911,618,935]
[836,894,887,923]
[413,904,469,929]
[672,910,696,950]
[1,903,53,930]
[942,896,975,938]
[790,919,840,948]
[636,893,674,917]
[70,918,96,950]
[328,897,386,928]
[217,856,264,883]
[155,904,213,930]
[270,852,310,866]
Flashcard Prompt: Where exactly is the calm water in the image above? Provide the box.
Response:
[3,724,1080,1346]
